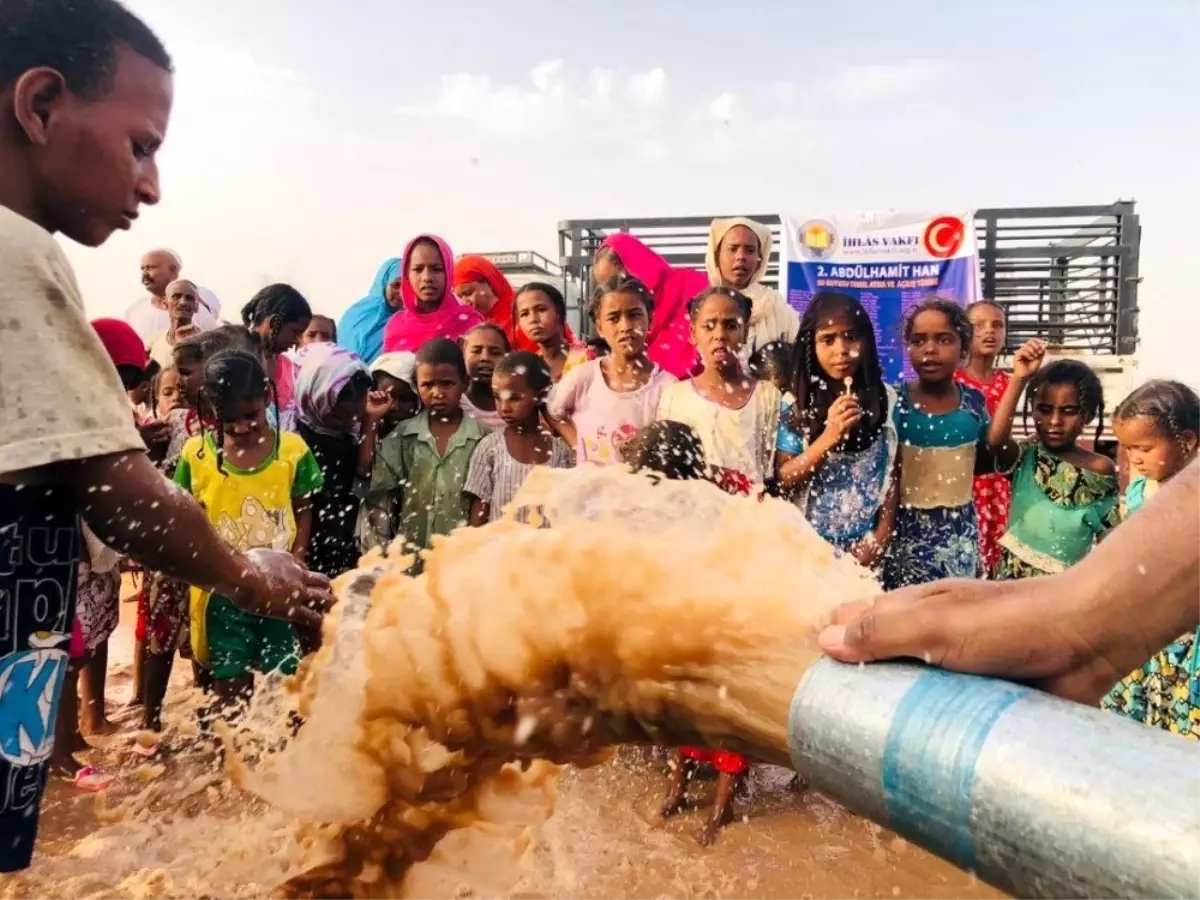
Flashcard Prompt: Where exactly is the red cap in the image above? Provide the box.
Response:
[91,318,146,371]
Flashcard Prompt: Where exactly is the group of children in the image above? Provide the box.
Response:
[65,231,1199,846]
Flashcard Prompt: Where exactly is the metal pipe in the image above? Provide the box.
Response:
[788,658,1200,899]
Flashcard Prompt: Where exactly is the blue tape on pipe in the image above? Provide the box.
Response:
[882,670,1029,870]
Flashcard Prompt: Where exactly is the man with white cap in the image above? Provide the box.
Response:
[123,247,218,343]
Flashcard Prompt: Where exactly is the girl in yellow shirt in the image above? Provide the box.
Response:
[173,349,323,715]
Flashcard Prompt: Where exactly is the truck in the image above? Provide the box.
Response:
[553,203,1142,451]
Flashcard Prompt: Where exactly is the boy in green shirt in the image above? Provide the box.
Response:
[367,339,488,572]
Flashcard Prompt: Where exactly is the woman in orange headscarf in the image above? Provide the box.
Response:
[453,255,530,351]
[453,255,578,353]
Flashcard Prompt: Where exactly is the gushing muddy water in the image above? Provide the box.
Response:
[9,467,1002,899]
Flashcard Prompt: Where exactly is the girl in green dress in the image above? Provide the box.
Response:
[986,351,1119,579]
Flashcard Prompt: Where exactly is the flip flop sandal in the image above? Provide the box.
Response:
[71,766,115,793]
[130,738,160,758]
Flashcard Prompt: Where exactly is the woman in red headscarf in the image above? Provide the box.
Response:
[454,255,525,351]
[453,255,579,353]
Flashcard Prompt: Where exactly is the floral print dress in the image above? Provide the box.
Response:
[1102,475,1199,740]
[994,444,1119,580]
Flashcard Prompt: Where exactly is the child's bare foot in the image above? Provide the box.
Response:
[660,784,687,819]
[71,729,94,754]
[80,714,120,738]
[695,800,736,847]
[49,751,83,780]
[660,751,688,818]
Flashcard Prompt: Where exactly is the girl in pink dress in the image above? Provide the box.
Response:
[954,300,1012,576]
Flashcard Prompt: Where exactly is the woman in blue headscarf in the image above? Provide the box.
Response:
[338,257,402,363]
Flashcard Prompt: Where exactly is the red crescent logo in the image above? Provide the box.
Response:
[923,216,965,259]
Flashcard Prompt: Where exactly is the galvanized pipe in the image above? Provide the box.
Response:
[788,658,1200,899]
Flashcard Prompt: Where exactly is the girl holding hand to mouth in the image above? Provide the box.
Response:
[774,292,899,571]
[656,287,780,486]
[955,299,1013,575]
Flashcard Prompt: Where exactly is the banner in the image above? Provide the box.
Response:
[783,211,979,382]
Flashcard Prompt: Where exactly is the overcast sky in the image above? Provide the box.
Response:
[64,0,1199,383]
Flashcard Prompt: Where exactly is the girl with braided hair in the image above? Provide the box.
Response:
[174,350,323,717]
[242,283,313,430]
[986,349,1120,581]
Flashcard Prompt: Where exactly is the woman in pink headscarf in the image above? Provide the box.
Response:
[382,234,482,353]
[592,234,709,379]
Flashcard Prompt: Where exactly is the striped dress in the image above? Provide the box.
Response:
[463,430,574,523]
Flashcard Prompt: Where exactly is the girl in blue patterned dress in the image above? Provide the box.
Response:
[775,292,899,571]
[883,299,1010,589]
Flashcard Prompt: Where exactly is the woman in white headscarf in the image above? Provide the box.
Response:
[706,217,799,362]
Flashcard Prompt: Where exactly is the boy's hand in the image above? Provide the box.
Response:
[365,388,393,422]
[229,548,334,628]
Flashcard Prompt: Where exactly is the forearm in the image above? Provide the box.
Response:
[987,375,1025,450]
[547,416,577,451]
[869,466,901,549]
[60,451,251,597]
[356,422,379,480]
[775,435,836,489]
[1068,457,1200,674]
[468,497,489,527]
[293,503,313,561]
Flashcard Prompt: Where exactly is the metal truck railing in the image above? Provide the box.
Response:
[556,203,1141,357]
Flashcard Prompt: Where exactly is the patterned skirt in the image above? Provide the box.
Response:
[75,561,121,652]
[883,504,981,591]
[144,572,192,657]
[973,472,1011,577]
[993,546,1045,581]
[1102,630,1199,741]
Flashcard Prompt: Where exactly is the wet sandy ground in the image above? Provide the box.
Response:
[15,580,1004,900]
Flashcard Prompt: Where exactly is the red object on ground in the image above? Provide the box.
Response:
[680,746,749,774]
[678,464,754,773]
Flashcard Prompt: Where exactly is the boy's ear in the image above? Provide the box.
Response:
[12,68,67,146]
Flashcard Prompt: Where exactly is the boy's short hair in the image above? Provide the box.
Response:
[415,338,467,380]
[1,0,173,98]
